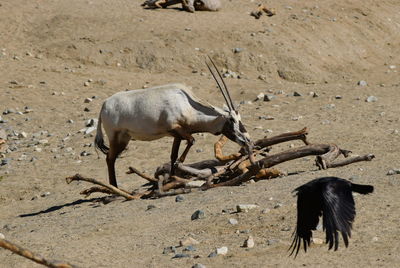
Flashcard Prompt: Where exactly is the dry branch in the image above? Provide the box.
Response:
[0,238,77,268]
[66,174,139,200]
[67,127,374,199]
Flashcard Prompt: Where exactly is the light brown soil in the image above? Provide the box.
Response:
[0,0,399,267]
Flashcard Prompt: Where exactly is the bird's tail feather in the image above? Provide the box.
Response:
[351,183,374,194]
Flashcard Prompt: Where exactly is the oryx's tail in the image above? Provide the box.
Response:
[94,108,109,155]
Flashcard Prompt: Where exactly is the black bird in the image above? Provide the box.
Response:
[289,176,374,257]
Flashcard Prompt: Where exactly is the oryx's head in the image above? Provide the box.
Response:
[206,57,253,149]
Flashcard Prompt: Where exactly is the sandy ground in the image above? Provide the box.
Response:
[0,0,400,267]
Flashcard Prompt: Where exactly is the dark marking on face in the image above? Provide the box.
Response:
[238,121,247,133]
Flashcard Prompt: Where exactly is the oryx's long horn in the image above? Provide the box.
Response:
[205,56,236,111]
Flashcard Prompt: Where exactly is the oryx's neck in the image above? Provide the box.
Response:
[190,110,226,134]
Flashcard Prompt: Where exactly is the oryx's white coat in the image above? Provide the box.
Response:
[99,83,229,142]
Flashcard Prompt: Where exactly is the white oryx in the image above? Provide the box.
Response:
[95,59,254,188]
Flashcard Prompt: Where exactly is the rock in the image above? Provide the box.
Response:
[40,192,51,197]
[0,233,4,239]
[163,246,177,254]
[264,94,276,101]
[84,127,96,135]
[84,98,92,103]
[1,158,11,166]
[259,115,274,120]
[366,96,378,102]
[281,227,291,231]
[146,204,156,210]
[261,208,271,214]
[191,210,205,220]
[216,246,228,255]
[80,151,91,156]
[187,181,205,187]
[67,119,74,124]
[83,81,90,87]
[358,80,368,86]
[172,253,191,258]
[179,237,200,247]
[192,264,206,268]
[228,218,238,225]
[84,107,90,112]
[175,195,185,202]
[335,95,342,99]
[236,204,259,213]
[387,169,400,175]
[18,132,28,138]
[243,236,255,248]
[274,203,283,209]
[233,47,244,53]
[208,252,217,258]
[183,245,196,252]
[312,238,324,244]
[293,91,302,97]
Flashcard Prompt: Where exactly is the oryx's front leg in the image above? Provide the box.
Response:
[169,127,195,176]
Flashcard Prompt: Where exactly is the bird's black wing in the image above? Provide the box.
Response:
[289,183,323,257]
[321,179,356,251]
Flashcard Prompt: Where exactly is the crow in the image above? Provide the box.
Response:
[289,176,374,257]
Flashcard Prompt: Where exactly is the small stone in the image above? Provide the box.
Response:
[18,132,28,138]
[67,119,74,124]
[40,192,51,197]
[0,233,5,239]
[180,237,200,247]
[312,238,324,244]
[172,253,191,258]
[236,204,259,213]
[175,195,185,202]
[281,227,291,231]
[34,147,42,152]
[208,252,217,258]
[84,98,92,103]
[264,94,276,101]
[85,118,98,127]
[195,148,203,153]
[233,47,244,53]
[243,236,255,248]
[372,236,379,242]
[259,115,274,120]
[216,246,228,255]
[358,80,368,86]
[228,218,238,225]
[262,208,271,214]
[80,151,91,156]
[183,245,197,252]
[187,181,205,187]
[387,169,400,175]
[273,203,282,209]
[192,264,206,268]
[255,93,265,101]
[84,127,96,135]
[1,158,11,166]
[335,95,342,99]
[83,81,90,87]
[163,246,177,254]
[146,204,156,210]
[366,96,378,102]
[84,107,90,112]
[293,91,302,97]
[191,210,205,220]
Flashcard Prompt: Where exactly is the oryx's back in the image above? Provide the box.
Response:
[100,83,198,140]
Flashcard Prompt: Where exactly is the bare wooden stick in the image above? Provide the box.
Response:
[214,135,242,161]
[66,174,139,200]
[127,167,158,183]
[80,186,115,197]
[0,238,77,268]
[325,154,375,168]
[254,127,309,148]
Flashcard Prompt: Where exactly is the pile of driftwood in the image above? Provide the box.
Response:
[67,127,374,200]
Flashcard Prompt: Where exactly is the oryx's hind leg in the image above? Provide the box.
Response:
[106,131,130,188]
